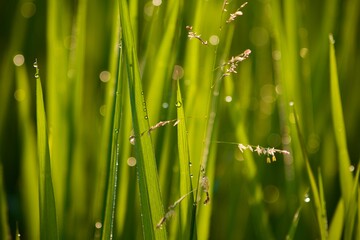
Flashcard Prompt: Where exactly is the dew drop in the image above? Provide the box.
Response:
[144,115,148,120]
[34,73,39,78]
[175,101,182,108]
[129,136,135,145]
[33,60,38,68]
[189,162,192,167]
[304,194,311,203]
[114,129,119,134]
[190,174,193,178]
[349,165,355,172]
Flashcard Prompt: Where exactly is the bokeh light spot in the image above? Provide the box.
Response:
[13,54,25,66]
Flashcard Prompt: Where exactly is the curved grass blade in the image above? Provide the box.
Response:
[176,80,196,239]
[344,162,360,240]
[328,199,344,240]
[286,206,302,240]
[15,61,40,240]
[35,62,59,240]
[119,0,166,239]
[292,104,328,239]
[101,36,123,239]
[329,34,353,206]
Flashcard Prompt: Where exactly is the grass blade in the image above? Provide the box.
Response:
[328,199,344,240]
[35,62,59,240]
[15,60,40,240]
[344,162,360,240]
[176,80,196,239]
[286,206,302,240]
[329,34,353,205]
[119,0,166,239]
[101,37,123,240]
[292,104,328,239]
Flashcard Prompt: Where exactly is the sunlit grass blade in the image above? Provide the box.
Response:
[101,35,123,240]
[35,63,59,240]
[292,104,328,239]
[318,169,328,235]
[119,0,166,239]
[176,80,196,239]
[329,34,353,205]
[344,162,360,240]
[328,199,344,240]
[145,0,180,125]
[286,206,302,240]
[15,62,40,240]
[196,126,217,240]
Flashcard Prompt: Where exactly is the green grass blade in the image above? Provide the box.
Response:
[101,32,123,240]
[329,35,353,205]
[15,61,40,240]
[286,206,302,240]
[344,162,360,240]
[328,199,344,240]
[318,169,329,235]
[292,105,328,239]
[119,0,166,239]
[35,64,59,240]
[145,0,180,125]
[176,80,195,239]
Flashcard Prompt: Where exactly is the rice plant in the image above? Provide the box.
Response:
[0,0,359,239]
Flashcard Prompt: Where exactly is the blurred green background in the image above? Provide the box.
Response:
[1,0,359,239]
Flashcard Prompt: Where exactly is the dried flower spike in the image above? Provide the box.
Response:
[222,0,230,12]
[186,25,208,45]
[129,119,180,145]
[226,2,248,23]
[200,167,210,205]
[156,189,195,229]
[238,143,290,164]
[222,49,251,77]
[156,209,175,229]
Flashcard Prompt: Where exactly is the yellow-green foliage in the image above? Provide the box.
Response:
[0,0,359,239]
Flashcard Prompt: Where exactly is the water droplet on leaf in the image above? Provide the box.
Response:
[175,101,182,108]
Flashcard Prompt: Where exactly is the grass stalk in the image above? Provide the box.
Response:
[35,62,59,240]
[176,80,196,239]
[119,0,166,238]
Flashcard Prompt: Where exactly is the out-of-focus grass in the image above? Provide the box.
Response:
[0,0,359,239]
